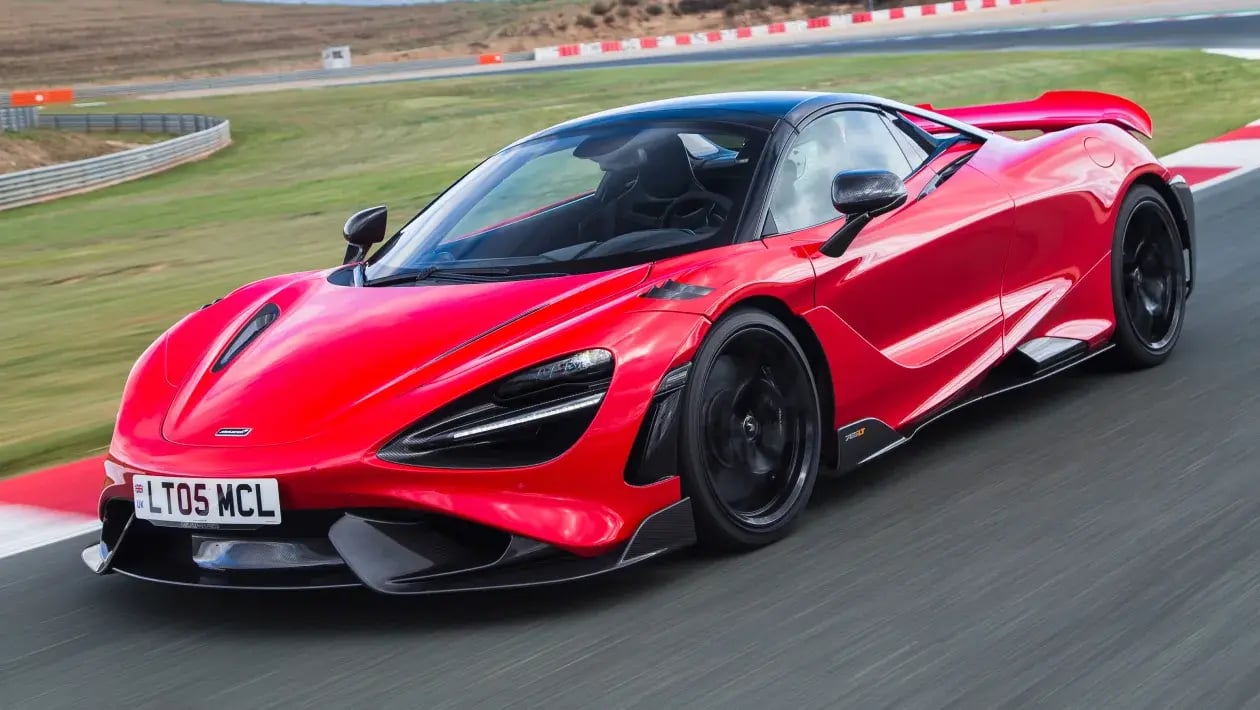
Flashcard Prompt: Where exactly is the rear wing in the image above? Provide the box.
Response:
[909,91,1153,139]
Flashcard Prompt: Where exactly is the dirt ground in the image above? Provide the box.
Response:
[0,130,161,173]
[0,0,875,88]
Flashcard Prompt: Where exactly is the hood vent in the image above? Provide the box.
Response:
[212,303,280,372]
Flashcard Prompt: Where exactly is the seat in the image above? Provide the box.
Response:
[581,131,728,240]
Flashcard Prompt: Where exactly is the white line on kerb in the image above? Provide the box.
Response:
[1204,48,1260,61]
[0,504,100,561]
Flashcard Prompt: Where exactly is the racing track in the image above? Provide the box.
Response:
[498,12,1260,73]
[3,171,1260,707]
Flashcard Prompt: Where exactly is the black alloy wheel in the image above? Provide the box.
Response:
[680,307,822,551]
[1110,185,1187,368]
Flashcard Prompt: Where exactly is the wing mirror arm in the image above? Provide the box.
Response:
[342,205,389,265]
[344,243,368,265]
[819,170,908,258]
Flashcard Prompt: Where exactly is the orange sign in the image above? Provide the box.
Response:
[9,88,75,107]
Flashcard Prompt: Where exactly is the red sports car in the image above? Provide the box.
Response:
[82,90,1194,593]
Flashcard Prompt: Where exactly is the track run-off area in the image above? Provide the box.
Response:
[6,2,1260,706]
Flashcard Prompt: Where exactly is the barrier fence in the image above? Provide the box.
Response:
[533,0,1037,60]
[0,107,38,131]
[0,113,231,212]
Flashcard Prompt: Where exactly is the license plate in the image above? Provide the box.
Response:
[132,475,281,526]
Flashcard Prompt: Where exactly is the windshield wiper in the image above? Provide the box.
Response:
[365,265,567,287]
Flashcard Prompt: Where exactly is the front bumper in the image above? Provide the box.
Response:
[81,497,695,594]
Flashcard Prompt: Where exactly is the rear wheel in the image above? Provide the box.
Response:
[679,308,823,551]
[1109,185,1187,368]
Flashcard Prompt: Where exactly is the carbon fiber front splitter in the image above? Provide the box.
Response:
[81,498,696,594]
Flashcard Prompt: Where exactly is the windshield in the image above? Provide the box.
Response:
[365,120,769,283]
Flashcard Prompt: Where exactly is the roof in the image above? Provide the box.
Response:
[507,91,864,147]
[498,90,988,152]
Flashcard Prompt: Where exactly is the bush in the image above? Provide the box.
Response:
[677,0,727,12]
[644,2,665,14]
[590,1,612,15]
[575,13,598,27]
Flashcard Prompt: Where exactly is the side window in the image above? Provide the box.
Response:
[766,110,914,235]
[887,117,931,169]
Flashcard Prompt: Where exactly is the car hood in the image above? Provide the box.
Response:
[159,266,651,447]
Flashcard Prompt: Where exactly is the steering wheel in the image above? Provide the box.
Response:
[660,190,734,231]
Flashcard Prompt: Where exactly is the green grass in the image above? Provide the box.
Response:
[2,49,1258,477]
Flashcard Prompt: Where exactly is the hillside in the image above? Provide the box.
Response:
[0,0,905,87]
[0,130,164,173]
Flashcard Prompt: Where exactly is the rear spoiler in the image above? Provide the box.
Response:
[910,91,1153,139]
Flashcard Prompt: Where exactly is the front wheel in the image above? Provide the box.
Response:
[678,307,823,551]
[1109,185,1188,369]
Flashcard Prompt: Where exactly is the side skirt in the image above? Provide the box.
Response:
[833,338,1113,473]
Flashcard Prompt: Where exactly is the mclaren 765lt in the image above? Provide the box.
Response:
[82,90,1194,594]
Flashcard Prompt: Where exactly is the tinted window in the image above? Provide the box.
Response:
[766,110,914,235]
[365,121,769,283]
[443,149,603,242]
[888,118,931,168]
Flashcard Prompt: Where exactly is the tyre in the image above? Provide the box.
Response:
[1109,185,1188,369]
[678,307,823,551]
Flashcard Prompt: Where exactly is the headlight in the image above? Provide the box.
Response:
[377,349,614,469]
[495,348,612,402]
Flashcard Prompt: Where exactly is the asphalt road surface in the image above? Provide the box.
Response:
[334,11,1260,96]
[2,170,1259,708]
[513,11,1260,70]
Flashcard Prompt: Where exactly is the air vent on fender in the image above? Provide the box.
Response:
[211,303,280,372]
[642,280,714,300]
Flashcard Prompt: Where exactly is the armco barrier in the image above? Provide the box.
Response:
[0,113,231,212]
[0,106,38,132]
[0,51,535,108]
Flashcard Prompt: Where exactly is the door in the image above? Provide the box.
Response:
[762,107,1017,426]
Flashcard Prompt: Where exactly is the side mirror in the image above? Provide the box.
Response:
[342,205,388,264]
[819,170,907,257]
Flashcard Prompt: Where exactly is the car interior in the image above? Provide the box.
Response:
[430,127,766,266]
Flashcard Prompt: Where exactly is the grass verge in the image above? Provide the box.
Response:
[2,49,1258,477]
